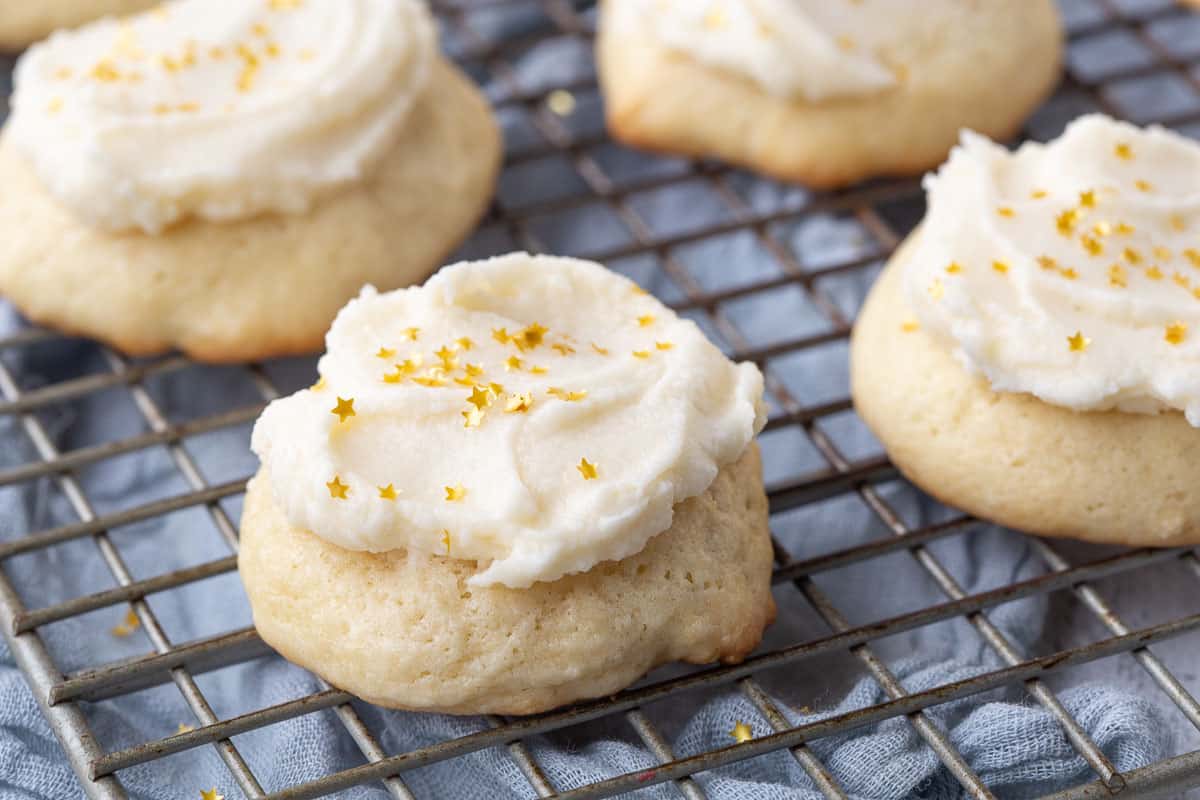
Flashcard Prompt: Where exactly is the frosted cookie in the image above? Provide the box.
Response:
[0,0,156,51]
[0,0,500,362]
[240,253,774,714]
[852,115,1200,547]
[597,0,1063,189]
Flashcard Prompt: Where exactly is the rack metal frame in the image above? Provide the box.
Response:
[1,0,1199,797]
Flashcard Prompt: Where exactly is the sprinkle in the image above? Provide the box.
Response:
[1185,249,1200,269]
[462,407,484,428]
[1165,322,1188,345]
[454,376,477,387]
[577,458,598,480]
[492,327,510,344]
[632,350,651,359]
[730,722,754,744]
[110,609,140,637]
[435,345,458,368]
[1030,189,1048,199]
[1171,215,1188,232]
[235,44,260,92]
[1123,248,1142,265]
[1114,222,1135,236]
[403,327,420,341]
[517,323,548,350]
[1079,189,1097,208]
[1114,142,1134,160]
[210,46,226,59]
[265,42,281,58]
[900,318,920,333]
[552,343,576,356]
[47,97,63,114]
[252,22,270,36]
[836,34,856,51]
[703,8,727,29]
[548,388,588,402]
[945,261,964,274]
[378,484,397,500]
[1080,236,1103,257]
[591,343,609,355]
[996,207,1015,218]
[546,89,576,116]
[445,484,466,502]
[331,397,355,423]
[1092,221,1113,237]
[991,260,1010,275]
[655,341,674,350]
[441,529,451,554]
[200,790,224,800]
[1135,179,1154,192]
[311,377,326,391]
[928,278,945,300]
[637,315,656,327]
[456,337,473,351]
[1174,272,1191,289]
[326,476,349,499]
[412,372,448,388]
[1108,264,1127,288]
[505,392,534,413]
[1146,266,1164,280]
[177,723,195,734]
[269,0,304,8]
[1036,255,1057,271]
[89,59,122,82]
[505,356,523,371]
[529,365,548,375]
[1056,209,1080,235]
[488,382,504,396]
[1060,267,1079,280]
[467,386,492,410]
[1068,331,1091,352]
[1153,246,1173,261]
[376,347,396,359]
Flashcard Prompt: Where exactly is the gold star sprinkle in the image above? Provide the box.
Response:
[515,323,548,351]
[375,347,395,360]
[637,315,656,327]
[900,318,920,333]
[462,407,484,428]
[730,721,754,744]
[992,260,1010,275]
[435,345,458,368]
[1081,236,1103,257]
[379,484,397,500]
[331,397,355,423]
[996,207,1015,218]
[1154,246,1173,261]
[47,97,63,114]
[1092,221,1113,237]
[464,363,484,377]
[1147,266,1164,280]
[1036,256,1057,270]
[1031,189,1048,199]
[945,261,964,275]
[1079,189,1097,208]
[200,790,224,800]
[488,382,505,396]
[492,327,510,344]
[445,484,466,502]
[548,388,588,402]
[441,529,451,554]
[632,350,651,359]
[383,368,405,384]
[1124,248,1142,265]
[929,278,945,300]
[454,376,477,388]
[1068,331,1090,352]
[1108,264,1127,288]
[1056,209,1080,235]
[506,392,534,413]
[403,327,420,341]
[591,343,609,355]
[1165,322,1188,345]
[1186,249,1200,269]
[457,337,473,351]
[577,458,598,480]
[552,343,576,356]
[1115,222,1135,236]
[1174,272,1191,289]
[110,609,140,637]
[1135,179,1154,192]
[311,377,327,391]
[1060,267,1079,280]
[1114,142,1134,160]
[655,341,674,350]
[326,476,349,499]
[177,723,194,734]
[468,386,492,410]
[505,356,523,372]
[1171,215,1188,232]
[529,366,548,375]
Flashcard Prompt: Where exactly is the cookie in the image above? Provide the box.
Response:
[240,252,773,713]
[597,0,1062,189]
[851,116,1200,547]
[0,0,155,50]
[0,0,500,362]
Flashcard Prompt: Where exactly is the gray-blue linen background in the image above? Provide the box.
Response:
[1,0,1200,797]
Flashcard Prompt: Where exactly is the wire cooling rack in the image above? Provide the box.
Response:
[1,0,1200,798]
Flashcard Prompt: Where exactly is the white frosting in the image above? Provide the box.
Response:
[906,114,1200,426]
[607,0,898,101]
[251,254,767,588]
[7,0,435,234]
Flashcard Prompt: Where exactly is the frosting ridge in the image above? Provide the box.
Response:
[8,0,435,233]
[251,253,767,587]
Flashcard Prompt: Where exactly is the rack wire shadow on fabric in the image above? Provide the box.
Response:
[1,0,1200,798]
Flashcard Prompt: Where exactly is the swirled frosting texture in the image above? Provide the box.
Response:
[905,114,1200,425]
[251,254,767,588]
[7,0,435,234]
[606,0,897,101]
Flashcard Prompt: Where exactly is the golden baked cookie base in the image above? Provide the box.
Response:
[0,59,501,363]
[596,0,1063,189]
[238,445,776,716]
[0,0,156,50]
[851,235,1200,547]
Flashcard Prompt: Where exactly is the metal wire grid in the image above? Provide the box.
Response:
[0,0,1197,798]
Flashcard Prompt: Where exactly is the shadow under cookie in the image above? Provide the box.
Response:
[596,0,1062,189]
[239,445,776,716]
[851,235,1200,548]
[0,59,501,363]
